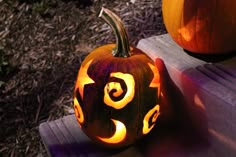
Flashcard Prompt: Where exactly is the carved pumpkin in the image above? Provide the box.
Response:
[73,8,161,147]
[162,0,236,54]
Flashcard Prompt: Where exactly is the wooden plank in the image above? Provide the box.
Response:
[137,34,236,157]
[40,114,211,157]
[39,122,69,157]
[39,115,124,157]
[138,34,236,105]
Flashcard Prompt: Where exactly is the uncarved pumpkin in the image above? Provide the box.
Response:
[162,0,236,54]
[73,8,161,148]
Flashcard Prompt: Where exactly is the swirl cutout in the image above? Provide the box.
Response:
[74,97,84,125]
[104,72,135,109]
[142,105,160,134]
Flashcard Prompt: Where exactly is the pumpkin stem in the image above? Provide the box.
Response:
[99,7,130,57]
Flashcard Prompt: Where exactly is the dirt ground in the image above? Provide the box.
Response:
[0,0,166,156]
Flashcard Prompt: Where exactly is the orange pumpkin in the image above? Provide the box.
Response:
[162,0,236,54]
[73,8,161,147]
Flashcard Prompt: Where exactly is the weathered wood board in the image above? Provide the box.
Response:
[137,34,236,157]
[39,115,125,157]
[39,34,236,157]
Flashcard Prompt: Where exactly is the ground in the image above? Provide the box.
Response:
[0,0,166,156]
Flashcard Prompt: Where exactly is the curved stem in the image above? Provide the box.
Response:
[99,7,130,57]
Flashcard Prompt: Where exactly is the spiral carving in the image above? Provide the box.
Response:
[142,105,160,134]
[104,72,135,109]
[74,97,85,125]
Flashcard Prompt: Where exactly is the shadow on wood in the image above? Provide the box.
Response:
[137,33,236,157]
[134,58,209,157]
[184,49,236,63]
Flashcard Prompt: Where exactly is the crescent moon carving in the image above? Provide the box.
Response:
[97,119,127,144]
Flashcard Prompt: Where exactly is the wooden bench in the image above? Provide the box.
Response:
[39,34,236,157]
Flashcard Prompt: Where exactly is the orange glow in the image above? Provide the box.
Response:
[142,105,160,134]
[148,63,161,97]
[194,94,206,111]
[75,60,95,99]
[178,27,193,42]
[106,82,123,97]
[74,97,84,125]
[104,72,135,109]
[97,119,127,144]
[177,8,207,42]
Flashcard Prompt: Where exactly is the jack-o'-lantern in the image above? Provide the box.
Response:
[162,0,236,54]
[73,7,161,148]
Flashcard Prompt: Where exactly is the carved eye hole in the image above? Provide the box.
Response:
[142,105,160,135]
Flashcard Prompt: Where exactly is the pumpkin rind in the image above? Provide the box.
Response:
[73,7,161,148]
[162,0,236,54]
[74,44,160,147]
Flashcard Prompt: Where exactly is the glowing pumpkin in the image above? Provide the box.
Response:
[162,0,236,54]
[73,8,161,147]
